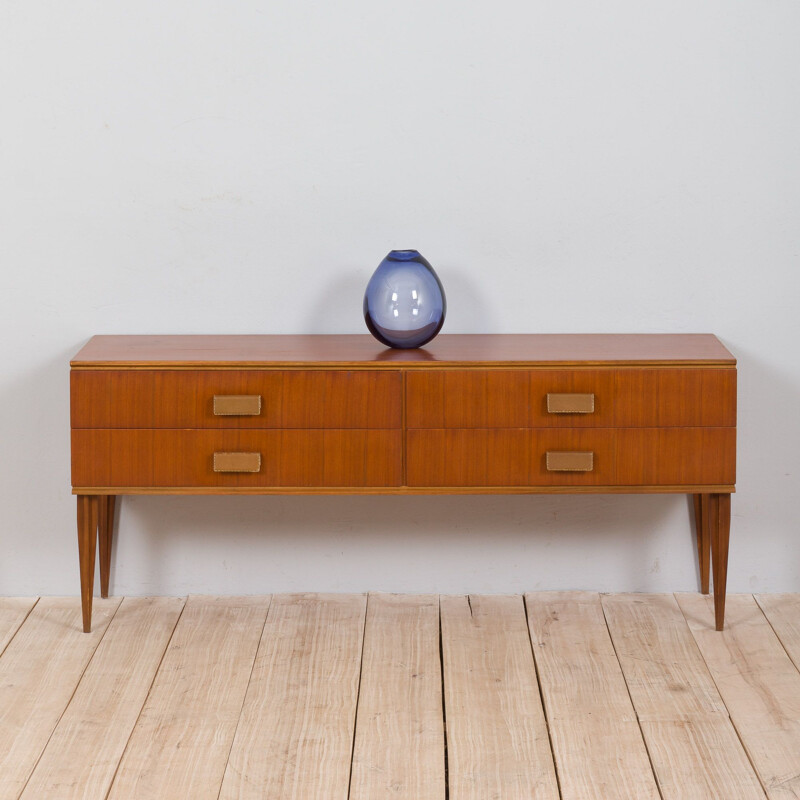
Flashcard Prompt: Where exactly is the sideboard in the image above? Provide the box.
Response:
[70,334,736,632]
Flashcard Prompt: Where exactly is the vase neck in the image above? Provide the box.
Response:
[387,249,421,261]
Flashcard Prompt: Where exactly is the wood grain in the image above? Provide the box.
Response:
[615,368,736,427]
[20,597,184,800]
[616,428,736,486]
[71,369,402,429]
[440,594,559,800]
[98,495,116,598]
[406,369,539,428]
[709,493,732,629]
[72,429,402,488]
[679,593,800,799]
[106,596,268,800]
[77,494,98,632]
[693,495,711,594]
[350,594,445,800]
[602,594,764,799]
[407,368,735,428]
[71,333,736,368]
[0,597,37,657]
[525,592,661,800]
[408,428,734,487]
[756,594,800,672]
[218,593,366,800]
[601,594,728,719]
[407,429,615,487]
[0,597,120,799]
[73,484,735,495]
[640,718,766,800]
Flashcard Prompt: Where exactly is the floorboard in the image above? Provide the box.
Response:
[526,591,661,800]
[440,594,560,800]
[218,593,366,800]
[756,594,800,672]
[0,597,38,657]
[679,593,800,800]
[20,597,185,800]
[349,593,445,800]
[0,597,120,799]
[106,595,269,800]
[602,593,765,800]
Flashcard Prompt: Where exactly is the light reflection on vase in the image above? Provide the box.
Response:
[363,250,446,349]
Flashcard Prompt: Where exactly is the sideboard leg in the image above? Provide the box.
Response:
[710,493,731,631]
[692,494,710,594]
[77,495,99,633]
[98,495,117,599]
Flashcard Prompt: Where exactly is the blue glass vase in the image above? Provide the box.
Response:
[363,250,446,349]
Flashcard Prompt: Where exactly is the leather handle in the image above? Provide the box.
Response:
[546,451,594,472]
[546,393,595,414]
[213,452,261,473]
[213,395,262,416]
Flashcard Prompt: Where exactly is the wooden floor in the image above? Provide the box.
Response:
[2,594,800,799]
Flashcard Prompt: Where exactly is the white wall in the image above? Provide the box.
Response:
[1,1,799,597]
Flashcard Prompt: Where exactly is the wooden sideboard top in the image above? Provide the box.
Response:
[72,334,735,368]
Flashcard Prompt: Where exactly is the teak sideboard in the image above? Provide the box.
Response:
[70,334,736,632]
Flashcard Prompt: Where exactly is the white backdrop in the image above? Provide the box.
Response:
[1,1,798,596]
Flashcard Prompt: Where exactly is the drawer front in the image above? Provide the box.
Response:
[407,428,735,488]
[71,370,402,429]
[407,429,615,487]
[406,368,735,428]
[72,429,402,488]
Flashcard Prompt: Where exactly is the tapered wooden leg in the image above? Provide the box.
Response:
[98,495,116,599]
[693,494,710,594]
[77,495,99,633]
[709,493,732,631]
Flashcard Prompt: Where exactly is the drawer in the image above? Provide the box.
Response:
[71,370,402,429]
[71,429,402,488]
[406,368,736,428]
[406,427,735,488]
[407,429,615,487]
